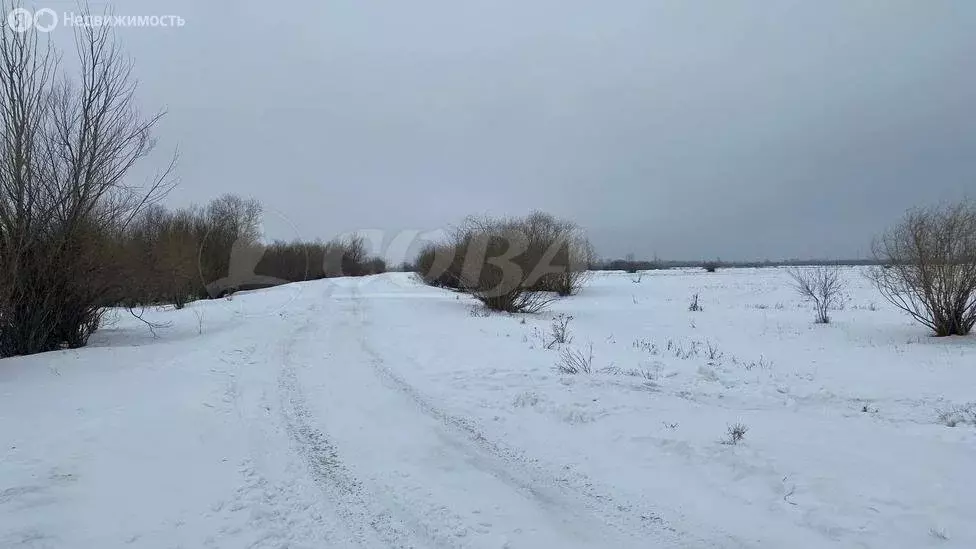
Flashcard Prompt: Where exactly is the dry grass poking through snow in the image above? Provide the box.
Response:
[446,267,976,548]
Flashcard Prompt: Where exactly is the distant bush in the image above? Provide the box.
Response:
[461,219,557,312]
[597,256,660,273]
[256,235,386,282]
[415,212,592,310]
[788,266,844,324]
[869,201,976,336]
[119,205,209,308]
[117,194,266,304]
[256,240,318,282]
[703,262,720,273]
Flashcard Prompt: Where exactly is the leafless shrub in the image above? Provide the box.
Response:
[557,343,594,375]
[626,367,657,382]
[0,12,176,356]
[546,313,574,348]
[118,205,205,307]
[472,286,556,314]
[688,293,703,312]
[869,201,976,336]
[744,356,773,371]
[705,340,723,362]
[665,338,701,360]
[723,423,749,445]
[787,266,844,324]
[936,404,976,427]
[414,212,592,304]
[633,338,659,354]
[459,218,556,313]
[414,242,460,288]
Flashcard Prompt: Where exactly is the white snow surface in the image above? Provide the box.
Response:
[2,268,975,548]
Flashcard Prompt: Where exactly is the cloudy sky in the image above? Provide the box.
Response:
[36,0,976,261]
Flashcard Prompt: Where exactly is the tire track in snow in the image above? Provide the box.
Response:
[346,285,685,548]
[218,329,354,549]
[276,299,435,549]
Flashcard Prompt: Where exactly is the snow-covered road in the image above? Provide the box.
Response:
[3,270,975,548]
[279,280,675,547]
[1,277,677,548]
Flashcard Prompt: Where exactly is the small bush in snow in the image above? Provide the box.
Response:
[936,404,976,427]
[546,314,574,348]
[667,339,701,360]
[869,201,976,336]
[723,423,749,445]
[633,338,659,355]
[705,340,723,362]
[743,356,773,371]
[688,293,703,312]
[787,265,844,324]
[556,343,594,375]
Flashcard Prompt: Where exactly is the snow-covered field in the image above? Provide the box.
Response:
[2,268,974,548]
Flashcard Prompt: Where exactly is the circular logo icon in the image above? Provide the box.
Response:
[6,8,58,33]
[33,8,57,32]
[7,8,33,33]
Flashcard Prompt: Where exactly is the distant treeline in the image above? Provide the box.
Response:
[592,258,882,272]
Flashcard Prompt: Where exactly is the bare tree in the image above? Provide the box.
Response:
[788,266,844,324]
[199,194,262,295]
[0,5,175,356]
[869,202,976,336]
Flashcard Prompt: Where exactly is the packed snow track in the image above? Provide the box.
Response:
[0,276,681,548]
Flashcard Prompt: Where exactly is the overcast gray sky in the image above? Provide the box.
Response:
[41,0,976,261]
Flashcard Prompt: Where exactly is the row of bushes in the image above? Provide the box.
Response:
[593,258,882,274]
[414,212,593,312]
[119,196,388,308]
[0,18,393,357]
